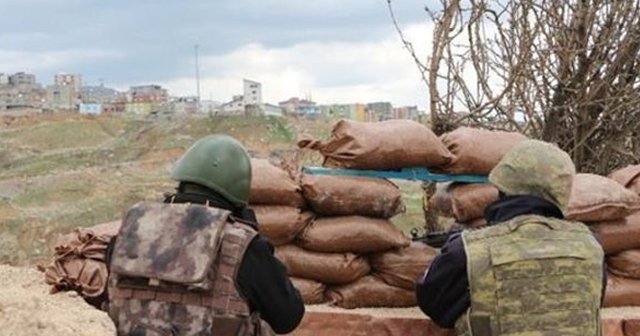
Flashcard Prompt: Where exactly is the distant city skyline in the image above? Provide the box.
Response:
[0,0,438,110]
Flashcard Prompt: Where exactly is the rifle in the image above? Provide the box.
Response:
[410,228,462,249]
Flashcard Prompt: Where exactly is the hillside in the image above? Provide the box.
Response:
[0,113,423,266]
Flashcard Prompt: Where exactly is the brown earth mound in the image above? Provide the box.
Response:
[0,264,115,336]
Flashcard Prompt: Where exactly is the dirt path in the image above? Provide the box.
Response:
[0,264,115,336]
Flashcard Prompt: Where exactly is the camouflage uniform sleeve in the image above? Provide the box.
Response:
[236,235,305,334]
[416,233,470,329]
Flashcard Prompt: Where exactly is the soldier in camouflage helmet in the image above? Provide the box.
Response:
[106,135,304,336]
[416,139,605,335]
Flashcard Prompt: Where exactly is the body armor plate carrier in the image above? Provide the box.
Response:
[108,202,272,336]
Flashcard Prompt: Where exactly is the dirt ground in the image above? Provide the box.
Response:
[0,264,115,336]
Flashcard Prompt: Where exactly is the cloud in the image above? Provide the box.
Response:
[0,48,125,78]
[160,22,434,109]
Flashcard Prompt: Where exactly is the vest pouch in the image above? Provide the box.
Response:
[110,202,230,291]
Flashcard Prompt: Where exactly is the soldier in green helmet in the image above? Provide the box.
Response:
[106,135,304,336]
[417,139,605,335]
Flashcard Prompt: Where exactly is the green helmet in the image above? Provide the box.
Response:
[171,134,251,207]
[489,139,575,213]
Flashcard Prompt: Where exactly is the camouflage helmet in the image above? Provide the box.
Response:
[171,135,251,207]
[489,139,575,212]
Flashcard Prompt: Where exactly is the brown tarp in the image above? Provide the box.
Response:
[275,245,370,284]
[568,174,640,222]
[604,273,640,307]
[591,212,640,255]
[297,119,453,170]
[249,158,305,208]
[44,220,121,308]
[608,250,640,279]
[326,276,417,309]
[300,174,404,218]
[290,277,327,305]
[451,183,499,223]
[369,242,439,290]
[253,206,313,246]
[298,216,410,254]
[437,127,528,175]
[609,165,640,196]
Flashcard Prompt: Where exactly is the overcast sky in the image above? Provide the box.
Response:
[0,0,437,109]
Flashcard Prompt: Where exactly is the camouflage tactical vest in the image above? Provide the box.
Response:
[456,215,603,336]
[107,202,272,336]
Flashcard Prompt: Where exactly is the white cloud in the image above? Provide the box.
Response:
[160,22,434,109]
[0,48,125,75]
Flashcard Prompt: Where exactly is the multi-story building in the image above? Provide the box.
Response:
[1,72,45,111]
[125,85,168,114]
[278,97,319,117]
[55,73,83,92]
[45,84,78,110]
[243,79,262,105]
[392,106,420,120]
[366,102,393,121]
[220,95,245,115]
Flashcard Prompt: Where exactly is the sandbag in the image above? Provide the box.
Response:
[300,174,404,218]
[298,119,453,170]
[253,206,313,245]
[451,183,499,223]
[567,174,640,222]
[438,127,528,175]
[298,216,410,253]
[604,273,640,307]
[590,212,640,254]
[608,249,640,279]
[44,221,121,309]
[326,275,417,309]
[370,242,438,290]
[609,164,640,195]
[249,158,305,207]
[275,245,370,284]
[290,277,327,304]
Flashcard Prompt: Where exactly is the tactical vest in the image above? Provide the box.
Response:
[107,202,272,336]
[456,215,603,336]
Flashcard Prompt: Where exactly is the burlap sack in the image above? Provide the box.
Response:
[451,183,499,223]
[297,119,453,170]
[249,158,305,207]
[438,127,528,175]
[428,182,455,217]
[298,216,410,253]
[609,164,640,195]
[604,273,640,307]
[370,242,438,290]
[608,249,640,279]
[44,221,121,308]
[567,174,640,222]
[290,277,326,304]
[590,212,640,254]
[253,206,313,245]
[275,245,370,284]
[327,275,417,309]
[300,174,404,218]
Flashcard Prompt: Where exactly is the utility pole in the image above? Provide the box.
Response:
[194,44,201,111]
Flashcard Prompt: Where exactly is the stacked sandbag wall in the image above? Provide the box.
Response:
[291,119,448,308]
[586,166,640,307]
[248,159,322,303]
